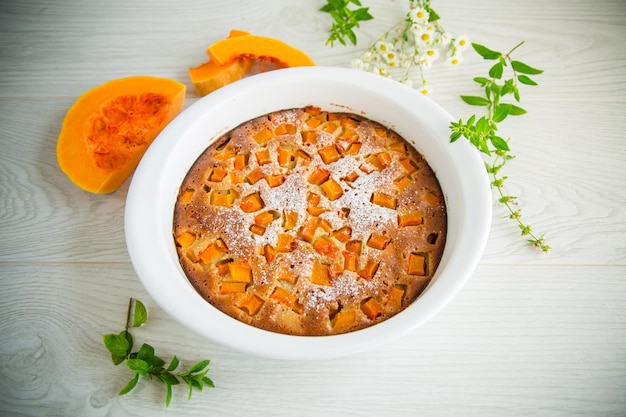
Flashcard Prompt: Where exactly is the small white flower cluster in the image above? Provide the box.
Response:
[351,0,469,95]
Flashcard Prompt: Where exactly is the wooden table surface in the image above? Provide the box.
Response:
[1,0,625,416]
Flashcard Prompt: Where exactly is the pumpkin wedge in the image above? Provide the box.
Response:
[188,30,254,96]
[206,34,315,68]
[57,76,185,194]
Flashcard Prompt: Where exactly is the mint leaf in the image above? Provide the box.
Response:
[461,95,490,106]
[511,60,543,75]
[118,373,140,396]
[472,43,501,60]
[518,75,538,86]
[133,300,147,327]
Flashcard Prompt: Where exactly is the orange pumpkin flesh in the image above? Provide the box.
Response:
[56,76,185,194]
[207,34,316,67]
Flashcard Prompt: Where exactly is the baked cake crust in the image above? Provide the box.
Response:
[173,107,446,335]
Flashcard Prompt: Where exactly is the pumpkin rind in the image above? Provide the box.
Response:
[56,76,185,194]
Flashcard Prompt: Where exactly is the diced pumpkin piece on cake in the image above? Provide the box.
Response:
[266,174,286,188]
[407,253,427,276]
[245,169,265,185]
[318,145,341,164]
[308,168,330,185]
[263,243,276,262]
[323,122,339,134]
[255,149,272,165]
[387,284,406,310]
[210,189,239,207]
[332,310,356,329]
[214,149,236,161]
[388,140,407,153]
[345,240,362,255]
[179,188,195,203]
[306,117,322,128]
[249,224,266,236]
[342,250,357,272]
[237,294,264,316]
[318,219,333,233]
[276,233,297,252]
[371,192,397,209]
[398,211,424,226]
[377,152,392,167]
[361,297,383,319]
[175,231,196,248]
[274,123,297,135]
[301,130,318,144]
[340,117,359,128]
[298,217,318,242]
[254,127,273,145]
[229,171,244,184]
[399,157,418,174]
[295,149,311,165]
[282,210,299,230]
[423,191,442,206]
[305,105,322,116]
[277,146,295,167]
[216,259,232,276]
[331,226,352,242]
[321,178,343,201]
[310,261,331,285]
[393,174,412,190]
[219,281,247,294]
[313,236,339,257]
[367,234,391,250]
[365,154,384,171]
[345,142,362,155]
[374,127,388,138]
[254,210,277,226]
[209,167,228,182]
[307,206,328,216]
[240,192,264,212]
[307,192,321,206]
[342,171,359,182]
[234,153,248,170]
[229,260,253,283]
[358,259,379,280]
[270,287,303,313]
[199,242,224,264]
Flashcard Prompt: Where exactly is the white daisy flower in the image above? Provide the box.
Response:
[417,84,432,95]
[455,35,470,50]
[447,55,462,66]
[409,8,429,23]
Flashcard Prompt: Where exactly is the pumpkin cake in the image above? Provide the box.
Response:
[173,106,447,336]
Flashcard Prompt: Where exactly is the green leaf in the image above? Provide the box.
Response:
[126,358,151,376]
[489,62,504,79]
[181,359,211,376]
[493,104,511,123]
[450,131,463,142]
[460,95,490,106]
[518,75,538,86]
[472,43,501,60]
[473,77,490,86]
[118,373,140,396]
[166,355,180,372]
[165,380,173,408]
[103,331,132,364]
[511,60,543,75]
[490,135,510,151]
[426,7,441,22]
[202,376,215,388]
[132,300,147,327]
[508,104,527,115]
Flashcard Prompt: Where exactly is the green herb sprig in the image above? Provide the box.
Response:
[450,42,550,252]
[320,0,374,46]
[103,298,214,407]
